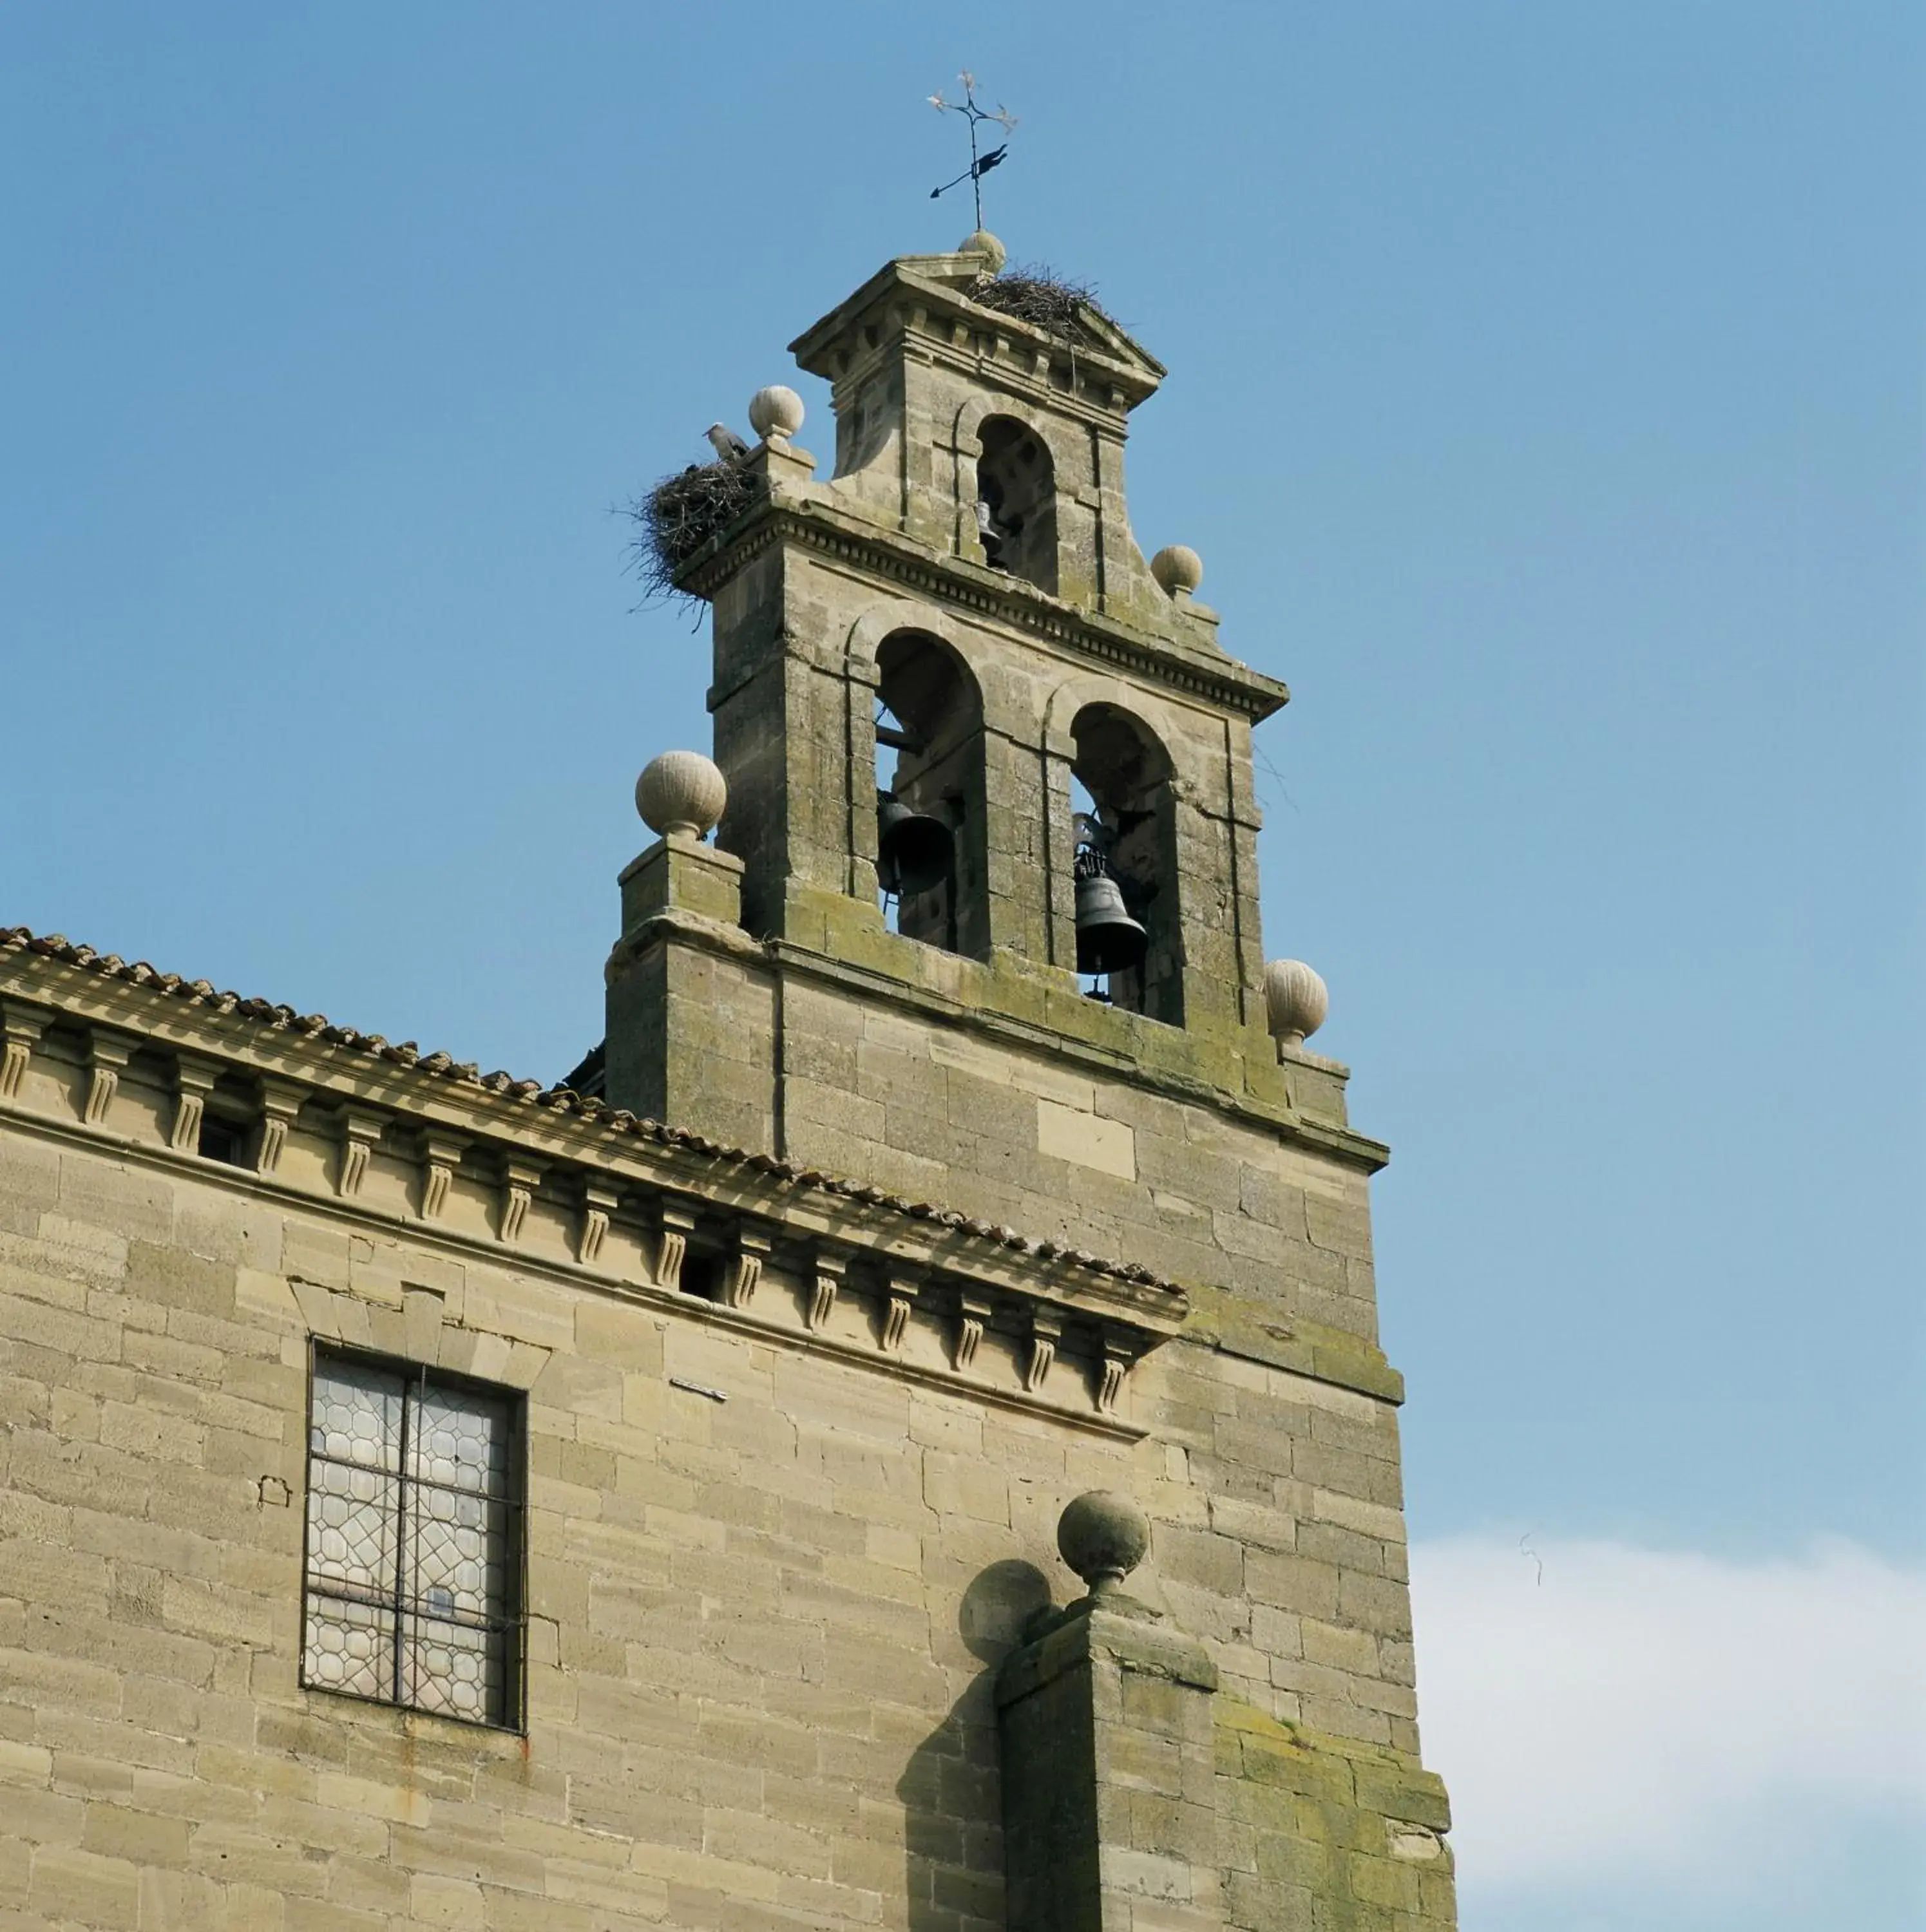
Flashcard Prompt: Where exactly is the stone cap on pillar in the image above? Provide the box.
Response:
[996,1596,1219,1710]
[996,1490,1217,1707]
[615,835,745,942]
[616,752,747,939]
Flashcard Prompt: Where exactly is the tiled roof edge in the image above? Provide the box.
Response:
[0,924,1179,1299]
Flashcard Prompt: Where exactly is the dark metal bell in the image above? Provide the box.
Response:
[1074,872,1148,976]
[876,794,954,898]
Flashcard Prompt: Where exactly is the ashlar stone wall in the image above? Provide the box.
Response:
[0,1114,1129,1931]
[774,976,1384,1352]
[0,940,1444,1929]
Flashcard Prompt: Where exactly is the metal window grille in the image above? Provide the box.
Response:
[301,1349,524,1728]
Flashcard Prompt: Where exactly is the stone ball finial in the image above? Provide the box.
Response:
[960,229,1007,274]
[1057,1490,1151,1598]
[747,385,805,448]
[635,751,727,840]
[1151,545,1204,598]
[1264,958,1330,1049]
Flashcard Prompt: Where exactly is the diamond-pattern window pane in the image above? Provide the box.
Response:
[311,1363,403,1473]
[406,1484,510,1625]
[302,1351,520,1728]
[305,1459,399,1596]
[303,1595,395,1701]
[403,1613,500,1723]
[410,1388,510,1494]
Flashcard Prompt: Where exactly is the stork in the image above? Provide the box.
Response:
[705,422,751,463]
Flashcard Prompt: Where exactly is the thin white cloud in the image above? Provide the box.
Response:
[1408,1535,1926,1900]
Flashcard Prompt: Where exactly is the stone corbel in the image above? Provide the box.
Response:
[1096,1326,1139,1414]
[83,1028,136,1127]
[955,1290,996,1373]
[655,1202,698,1293]
[169,1052,222,1152]
[499,1157,546,1245]
[718,1225,772,1312]
[880,1266,922,1354]
[1024,1307,1064,1394]
[336,1107,386,1198]
[807,1243,848,1332]
[256,1079,305,1175]
[419,1130,468,1220]
[0,999,48,1103]
[578,1180,621,1267]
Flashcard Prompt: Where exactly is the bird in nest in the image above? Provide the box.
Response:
[705,422,752,463]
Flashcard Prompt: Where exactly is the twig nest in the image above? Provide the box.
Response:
[1151,545,1204,598]
[1264,958,1329,1048]
[636,751,727,840]
[960,229,1008,274]
[747,386,805,448]
[1057,1490,1150,1597]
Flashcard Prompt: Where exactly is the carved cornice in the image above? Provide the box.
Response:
[0,931,1188,1430]
[6,1097,1156,1441]
[788,258,1167,409]
[676,500,1288,724]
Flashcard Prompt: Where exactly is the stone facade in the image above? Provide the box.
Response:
[0,234,1455,1929]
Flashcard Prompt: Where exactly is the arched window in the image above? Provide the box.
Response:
[873,631,989,959]
[974,417,1058,594]
[1070,704,1182,1025]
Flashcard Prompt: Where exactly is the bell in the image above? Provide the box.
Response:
[1074,871,1149,976]
[876,794,954,898]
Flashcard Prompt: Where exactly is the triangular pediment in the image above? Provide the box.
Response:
[792,249,1165,409]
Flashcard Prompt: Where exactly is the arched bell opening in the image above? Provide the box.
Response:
[873,630,989,960]
[1069,704,1182,1025]
[974,416,1058,594]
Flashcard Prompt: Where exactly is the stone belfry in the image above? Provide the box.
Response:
[609,231,1309,1197]
[605,231,1462,1930]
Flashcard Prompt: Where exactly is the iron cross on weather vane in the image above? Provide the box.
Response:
[928,72,1017,231]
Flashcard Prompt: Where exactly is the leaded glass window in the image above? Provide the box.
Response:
[301,1350,523,1727]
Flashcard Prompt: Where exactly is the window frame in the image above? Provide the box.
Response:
[299,1341,528,1732]
[195,1110,251,1166]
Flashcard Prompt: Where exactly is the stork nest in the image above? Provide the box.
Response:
[964,265,1115,346]
[627,460,763,609]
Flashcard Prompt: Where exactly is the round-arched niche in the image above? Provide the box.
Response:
[873,629,989,960]
[973,415,1059,594]
[1069,701,1184,1027]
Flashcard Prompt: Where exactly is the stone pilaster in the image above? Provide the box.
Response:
[998,1596,1221,1932]
[603,831,777,1152]
[998,1496,1223,1932]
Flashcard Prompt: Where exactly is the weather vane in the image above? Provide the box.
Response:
[927,71,1017,231]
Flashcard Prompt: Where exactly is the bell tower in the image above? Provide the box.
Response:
[710,229,1284,1033]
[600,232,1458,1931]
[604,233,1350,1195]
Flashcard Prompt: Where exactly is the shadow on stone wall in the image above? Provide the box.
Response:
[896,1558,1054,1932]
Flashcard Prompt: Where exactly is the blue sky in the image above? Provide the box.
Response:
[3,6,1920,1923]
